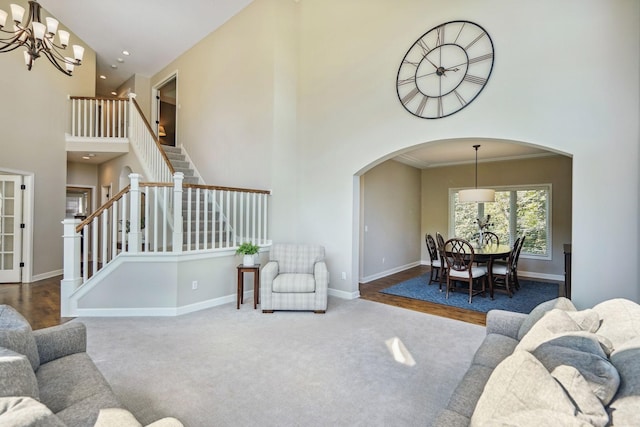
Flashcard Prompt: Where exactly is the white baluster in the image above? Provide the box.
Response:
[173,172,184,253]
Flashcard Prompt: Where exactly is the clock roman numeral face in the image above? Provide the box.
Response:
[396,20,494,119]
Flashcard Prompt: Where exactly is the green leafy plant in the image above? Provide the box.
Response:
[235,242,260,255]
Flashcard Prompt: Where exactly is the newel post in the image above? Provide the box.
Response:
[173,172,184,253]
[61,219,82,317]
[128,173,142,253]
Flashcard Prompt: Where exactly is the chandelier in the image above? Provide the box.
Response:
[458,144,495,203]
[0,1,84,75]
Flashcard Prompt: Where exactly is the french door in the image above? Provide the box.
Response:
[0,175,22,283]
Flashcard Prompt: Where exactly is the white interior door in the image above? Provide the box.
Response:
[0,175,23,283]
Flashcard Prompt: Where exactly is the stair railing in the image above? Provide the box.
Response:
[68,96,129,139]
[62,173,271,289]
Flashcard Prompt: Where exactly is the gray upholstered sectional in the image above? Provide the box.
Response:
[433,297,640,426]
[0,305,182,427]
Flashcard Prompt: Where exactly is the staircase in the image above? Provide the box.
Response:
[161,145,199,184]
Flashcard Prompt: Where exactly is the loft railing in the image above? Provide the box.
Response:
[68,94,175,182]
[62,173,271,287]
[68,96,129,139]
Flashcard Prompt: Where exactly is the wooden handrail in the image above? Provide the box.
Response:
[76,185,131,233]
[184,183,271,195]
[130,97,176,175]
[69,96,129,102]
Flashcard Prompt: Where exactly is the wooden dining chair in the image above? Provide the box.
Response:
[435,232,447,291]
[481,231,499,247]
[490,236,520,298]
[425,234,443,287]
[443,238,487,303]
[511,235,526,290]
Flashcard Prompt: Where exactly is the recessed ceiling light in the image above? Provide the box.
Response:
[111,91,117,96]
[99,75,106,79]
[122,50,130,56]
[117,58,124,63]
[111,64,118,69]
[82,156,90,160]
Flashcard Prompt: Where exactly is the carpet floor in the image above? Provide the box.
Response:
[380,273,559,314]
[79,297,485,427]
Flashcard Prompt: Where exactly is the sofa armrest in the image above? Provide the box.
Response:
[314,261,329,290]
[32,322,86,365]
[485,310,527,340]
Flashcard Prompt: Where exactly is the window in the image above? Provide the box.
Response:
[451,185,551,259]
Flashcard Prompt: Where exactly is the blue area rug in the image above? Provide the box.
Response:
[380,274,559,314]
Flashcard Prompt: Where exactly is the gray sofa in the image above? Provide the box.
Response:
[433,297,640,426]
[0,305,182,427]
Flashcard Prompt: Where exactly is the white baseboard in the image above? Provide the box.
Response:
[29,269,63,283]
[360,261,421,284]
[329,288,360,300]
[518,270,564,282]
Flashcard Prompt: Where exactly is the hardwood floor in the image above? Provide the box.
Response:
[0,275,71,330]
[3,265,515,329]
[359,265,487,326]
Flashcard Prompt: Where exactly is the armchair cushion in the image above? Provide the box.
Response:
[270,244,325,274]
[272,274,316,293]
[0,306,40,371]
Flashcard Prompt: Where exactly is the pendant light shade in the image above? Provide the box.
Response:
[459,145,495,203]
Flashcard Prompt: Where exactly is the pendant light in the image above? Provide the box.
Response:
[458,145,495,203]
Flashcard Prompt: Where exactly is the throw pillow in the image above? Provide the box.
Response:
[517,297,576,340]
[593,298,640,351]
[516,309,586,353]
[470,351,579,426]
[535,338,620,405]
[607,338,640,427]
[0,306,40,371]
[0,348,39,400]
[0,397,64,427]
[550,365,609,427]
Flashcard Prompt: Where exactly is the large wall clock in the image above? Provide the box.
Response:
[396,20,494,119]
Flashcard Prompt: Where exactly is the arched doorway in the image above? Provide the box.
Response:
[356,138,572,290]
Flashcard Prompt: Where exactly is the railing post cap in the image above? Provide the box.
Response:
[62,218,81,225]
[128,93,137,99]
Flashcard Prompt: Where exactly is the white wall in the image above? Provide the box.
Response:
[296,0,639,307]
[0,0,96,280]
[147,0,639,308]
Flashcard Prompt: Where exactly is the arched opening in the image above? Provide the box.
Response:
[355,138,573,299]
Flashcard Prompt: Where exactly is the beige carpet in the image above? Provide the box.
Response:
[79,297,485,427]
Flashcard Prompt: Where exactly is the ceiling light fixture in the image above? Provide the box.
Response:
[458,145,495,203]
[0,0,84,75]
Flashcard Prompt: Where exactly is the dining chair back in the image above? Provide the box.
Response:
[481,231,500,247]
[435,232,447,290]
[491,236,521,298]
[511,235,526,290]
[425,234,442,286]
[443,238,487,303]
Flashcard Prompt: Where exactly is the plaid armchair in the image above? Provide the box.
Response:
[260,244,328,313]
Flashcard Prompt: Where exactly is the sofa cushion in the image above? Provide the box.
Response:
[608,339,640,426]
[0,397,65,427]
[272,273,316,293]
[471,333,519,369]
[431,408,469,427]
[0,348,39,400]
[0,306,40,371]
[517,297,576,340]
[470,351,604,427]
[592,298,640,351]
[270,244,324,274]
[516,309,597,353]
[36,352,121,426]
[532,333,620,405]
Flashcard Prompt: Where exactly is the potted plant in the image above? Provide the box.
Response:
[236,242,260,266]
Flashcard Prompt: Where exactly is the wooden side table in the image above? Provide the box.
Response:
[237,264,260,309]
